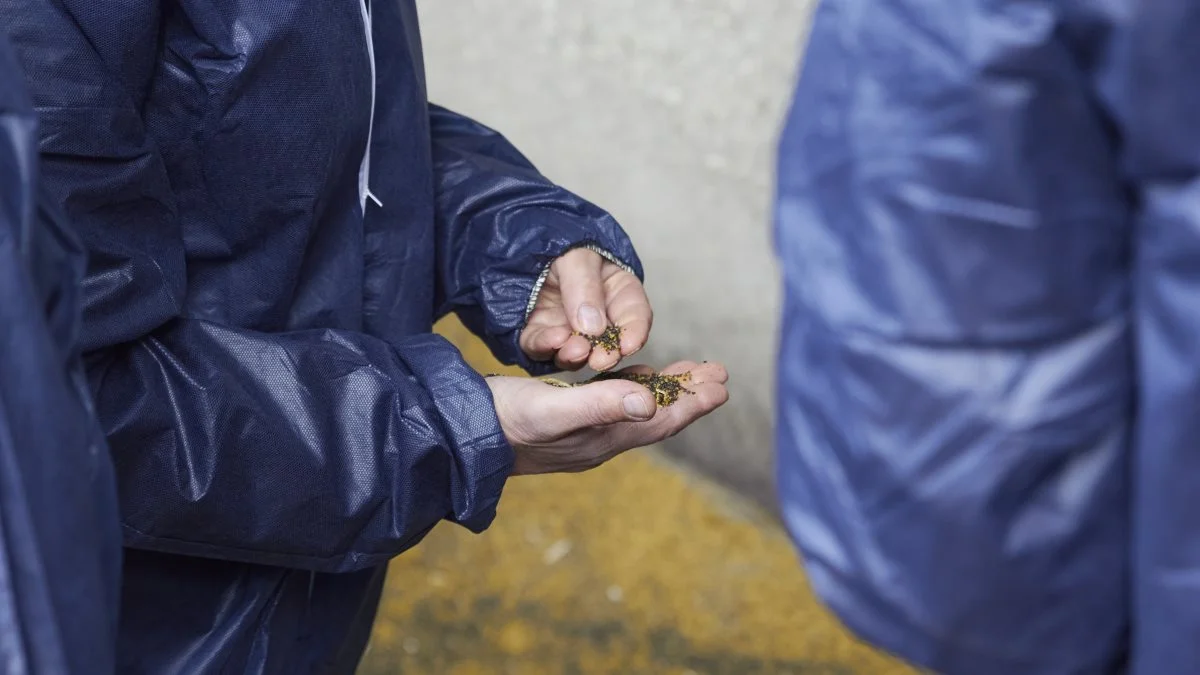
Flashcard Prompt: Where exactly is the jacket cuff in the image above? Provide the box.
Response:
[522,242,639,322]
[396,334,514,532]
[480,222,644,376]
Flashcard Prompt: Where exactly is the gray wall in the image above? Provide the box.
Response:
[418,1,817,509]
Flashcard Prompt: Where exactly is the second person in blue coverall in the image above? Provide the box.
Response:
[1,1,729,673]
[776,1,1199,673]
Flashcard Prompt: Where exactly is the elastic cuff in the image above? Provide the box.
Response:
[396,334,515,531]
[522,242,639,323]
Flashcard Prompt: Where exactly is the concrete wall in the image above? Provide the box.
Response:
[417,1,817,509]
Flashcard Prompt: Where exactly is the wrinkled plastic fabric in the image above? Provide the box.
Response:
[0,34,122,675]
[1,0,641,672]
[775,2,1200,673]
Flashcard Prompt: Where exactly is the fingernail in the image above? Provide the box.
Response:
[623,393,652,420]
[578,304,604,335]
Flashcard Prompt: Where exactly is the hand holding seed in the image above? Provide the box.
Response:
[519,248,651,372]
[486,361,729,475]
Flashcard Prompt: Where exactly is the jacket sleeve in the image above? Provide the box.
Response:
[773,3,1132,674]
[7,1,512,574]
[428,104,643,373]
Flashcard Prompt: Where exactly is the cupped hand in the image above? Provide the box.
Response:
[486,361,729,475]
[518,248,651,373]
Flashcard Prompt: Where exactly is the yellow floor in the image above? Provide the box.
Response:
[358,319,916,675]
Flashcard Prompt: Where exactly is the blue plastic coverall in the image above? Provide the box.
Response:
[2,1,642,672]
[775,2,1197,673]
[0,34,121,675]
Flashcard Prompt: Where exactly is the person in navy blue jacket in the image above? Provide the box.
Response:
[1,1,729,672]
[0,32,121,675]
[774,1,1199,674]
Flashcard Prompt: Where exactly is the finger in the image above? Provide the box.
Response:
[519,324,572,361]
[663,360,727,385]
[659,360,699,376]
[553,334,593,371]
[601,380,729,450]
[652,380,727,426]
[616,364,654,376]
[603,274,653,356]
[588,341,622,372]
[552,249,608,337]
[678,381,730,417]
[533,379,658,438]
[618,318,651,356]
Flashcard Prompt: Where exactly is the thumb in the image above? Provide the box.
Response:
[534,380,657,438]
[552,248,607,336]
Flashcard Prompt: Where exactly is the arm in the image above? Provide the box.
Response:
[428,104,643,373]
[774,2,1131,673]
[90,323,511,572]
[7,0,512,573]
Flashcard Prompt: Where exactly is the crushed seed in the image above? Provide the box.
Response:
[483,371,695,407]
[557,370,695,407]
[575,325,623,354]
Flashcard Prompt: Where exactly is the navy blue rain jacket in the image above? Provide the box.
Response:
[0,33,121,675]
[775,2,1196,673]
[2,1,641,672]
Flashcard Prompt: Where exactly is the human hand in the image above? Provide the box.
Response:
[486,361,728,475]
[519,248,651,372]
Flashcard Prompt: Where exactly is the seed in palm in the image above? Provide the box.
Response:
[586,371,694,407]
[540,370,694,407]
